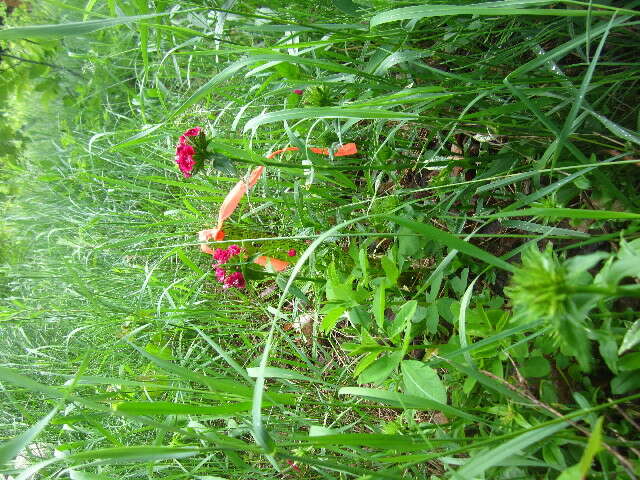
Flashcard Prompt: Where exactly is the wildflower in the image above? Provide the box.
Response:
[174,127,203,177]
[227,244,241,256]
[213,248,231,265]
[175,143,196,177]
[214,267,226,282]
[293,89,303,95]
[286,459,301,472]
[223,271,246,289]
[287,249,296,257]
[183,127,201,137]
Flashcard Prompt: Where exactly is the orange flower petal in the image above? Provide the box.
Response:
[217,181,247,229]
[247,166,264,188]
[266,147,299,159]
[335,143,358,156]
[254,255,290,272]
[309,143,358,157]
[198,228,225,255]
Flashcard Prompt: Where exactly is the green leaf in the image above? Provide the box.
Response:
[112,401,255,416]
[244,107,417,133]
[387,300,417,338]
[373,284,386,330]
[453,421,570,479]
[381,256,399,286]
[520,357,551,378]
[371,1,617,28]
[0,407,58,466]
[401,360,446,404]
[332,0,364,15]
[358,351,403,385]
[619,319,640,355]
[0,13,167,40]
[386,216,515,272]
[611,371,640,394]
[321,305,346,334]
[339,387,484,422]
[488,208,640,221]
[557,417,604,479]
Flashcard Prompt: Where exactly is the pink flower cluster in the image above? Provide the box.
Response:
[212,244,245,289]
[175,127,201,177]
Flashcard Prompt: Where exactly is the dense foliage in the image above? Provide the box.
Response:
[1,0,639,479]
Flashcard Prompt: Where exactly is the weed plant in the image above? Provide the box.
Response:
[1,0,640,479]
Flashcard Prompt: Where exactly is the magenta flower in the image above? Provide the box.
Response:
[175,143,196,177]
[213,248,231,265]
[287,249,297,257]
[223,271,246,289]
[227,244,241,256]
[214,267,226,282]
[184,127,202,137]
[174,127,203,177]
[293,89,303,95]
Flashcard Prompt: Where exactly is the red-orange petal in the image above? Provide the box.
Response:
[198,228,225,255]
[266,147,299,159]
[247,166,264,188]
[254,255,290,272]
[309,143,358,157]
[335,143,358,156]
[217,181,247,228]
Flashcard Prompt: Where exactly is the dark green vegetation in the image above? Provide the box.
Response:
[1,0,640,478]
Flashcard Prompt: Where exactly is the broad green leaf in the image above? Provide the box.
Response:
[387,300,417,338]
[321,305,347,333]
[358,351,403,385]
[373,284,386,330]
[401,360,446,404]
[521,357,551,378]
[381,256,400,286]
[619,319,640,354]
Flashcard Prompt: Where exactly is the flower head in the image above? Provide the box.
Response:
[287,249,297,257]
[293,89,303,95]
[223,271,245,289]
[174,127,203,177]
[183,127,202,137]
[213,248,231,265]
[175,143,196,177]
[214,267,226,282]
[227,244,241,256]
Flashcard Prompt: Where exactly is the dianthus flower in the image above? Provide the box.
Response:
[227,244,241,256]
[223,271,245,289]
[287,249,296,257]
[214,267,226,282]
[174,127,202,177]
[213,248,231,265]
[175,143,195,177]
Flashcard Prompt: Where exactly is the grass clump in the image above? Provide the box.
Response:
[1,0,640,479]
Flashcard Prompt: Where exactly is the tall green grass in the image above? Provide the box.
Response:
[1,0,639,479]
